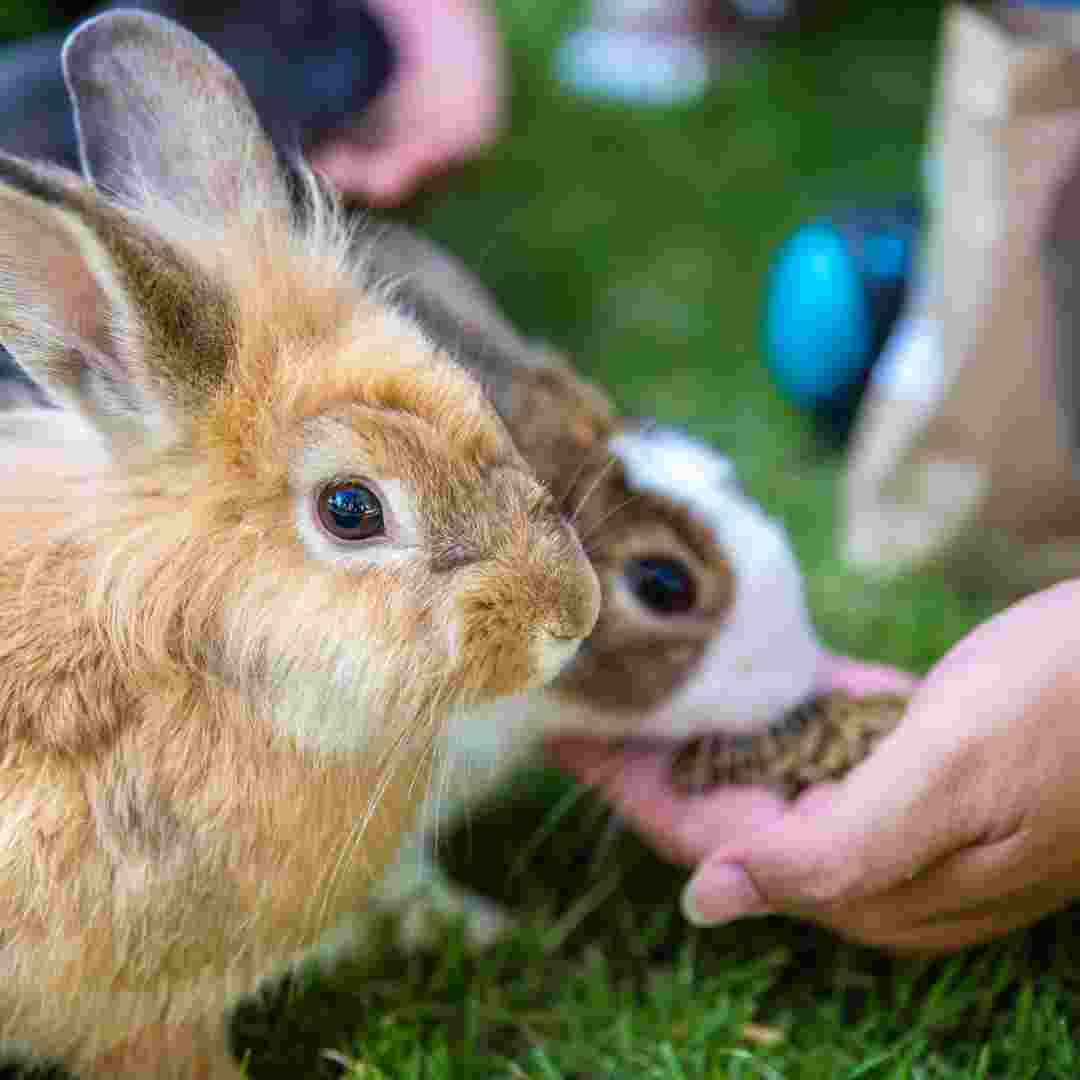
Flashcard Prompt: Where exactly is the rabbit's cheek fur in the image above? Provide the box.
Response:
[606,427,821,737]
[218,564,436,754]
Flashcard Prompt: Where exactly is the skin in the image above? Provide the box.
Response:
[550,588,1080,954]
[308,0,504,207]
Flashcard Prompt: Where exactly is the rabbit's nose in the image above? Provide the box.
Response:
[538,555,601,666]
[451,528,600,699]
[542,536,602,640]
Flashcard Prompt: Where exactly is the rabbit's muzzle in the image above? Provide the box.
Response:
[451,520,601,701]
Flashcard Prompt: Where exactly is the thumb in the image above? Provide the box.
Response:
[680,721,962,926]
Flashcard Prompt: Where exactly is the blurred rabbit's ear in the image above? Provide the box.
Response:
[0,154,231,452]
[62,10,290,223]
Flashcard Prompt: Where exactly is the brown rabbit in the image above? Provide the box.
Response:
[0,11,600,1078]
[354,226,823,941]
[0,183,826,962]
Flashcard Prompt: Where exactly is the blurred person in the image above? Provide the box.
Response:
[0,0,504,393]
[308,0,503,205]
[554,0,818,106]
[0,0,504,207]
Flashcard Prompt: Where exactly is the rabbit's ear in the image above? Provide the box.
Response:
[0,154,231,452]
[62,10,289,223]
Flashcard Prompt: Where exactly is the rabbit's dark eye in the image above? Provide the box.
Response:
[624,557,696,615]
[317,482,384,541]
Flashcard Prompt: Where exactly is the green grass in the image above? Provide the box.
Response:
[8,1,1080,1076]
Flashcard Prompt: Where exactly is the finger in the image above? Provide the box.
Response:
[817,651,919,697]
[739,817,1073,953]
[544,736,652,787]
[837,835,1077,947]
[681,719,972,924]
[848,832,1029,934]
[862,907,1045,955]
[545,737,787,865]
[856,882,1068,954]
[620,773,788,867]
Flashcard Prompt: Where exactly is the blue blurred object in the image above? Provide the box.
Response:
[762,199,922,441]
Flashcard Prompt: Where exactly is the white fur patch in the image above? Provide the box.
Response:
[224,569,388,755]
[610,427,821,736]
[532,632,583,688]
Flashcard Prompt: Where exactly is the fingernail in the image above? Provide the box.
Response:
[681,863,770,927]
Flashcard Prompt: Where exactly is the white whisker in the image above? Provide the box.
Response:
[579,494,644,550]
[569,451,619,525]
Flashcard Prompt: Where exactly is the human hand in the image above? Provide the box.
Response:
[546,652,915,870]
[681,580,1080,952]
[308,0,504,206]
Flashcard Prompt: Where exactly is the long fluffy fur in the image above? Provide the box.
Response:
[0,14,600,1077]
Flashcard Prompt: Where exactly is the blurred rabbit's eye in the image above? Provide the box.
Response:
[317,481,384,541]
[623,557,696,615]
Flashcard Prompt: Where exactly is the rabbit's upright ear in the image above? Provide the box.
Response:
[0,155,231,451]
[62,10,289,222]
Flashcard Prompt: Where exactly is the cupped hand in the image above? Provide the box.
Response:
[681,580,1080,952]
[546,652,915,870]
[308,0,504,206]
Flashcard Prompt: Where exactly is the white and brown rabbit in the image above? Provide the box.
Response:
[0,11,601,1078]
[356,226,824,941]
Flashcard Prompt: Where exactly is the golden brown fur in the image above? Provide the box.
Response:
[0,12,599,1076]
[1,208,822,977]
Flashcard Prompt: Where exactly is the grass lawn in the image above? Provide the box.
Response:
[7,0,1080,1076]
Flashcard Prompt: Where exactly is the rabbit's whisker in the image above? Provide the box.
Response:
[556,443,605,512]
[322,757,397,930]
[579,495,644,551]
[417,697,453,853]
[569,451,619,526]
[322,706,440,934]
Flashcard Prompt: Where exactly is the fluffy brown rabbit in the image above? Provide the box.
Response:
[356,226,823,941]
[0,11,601,1077]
